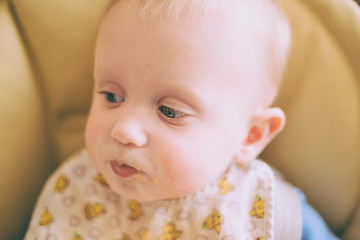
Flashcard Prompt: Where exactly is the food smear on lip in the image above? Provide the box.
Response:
[111,161,138,178]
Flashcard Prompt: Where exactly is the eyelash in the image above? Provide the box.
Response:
[158,105,187,119]
[98,91,124,104]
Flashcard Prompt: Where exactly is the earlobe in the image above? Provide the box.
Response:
[236,108,286,164]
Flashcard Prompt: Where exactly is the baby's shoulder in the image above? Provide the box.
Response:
[262,161,303,240]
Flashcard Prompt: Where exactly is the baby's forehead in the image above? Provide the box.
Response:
[101,0,290,105]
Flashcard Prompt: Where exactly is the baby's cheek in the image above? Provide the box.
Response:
[156,145,207,197]
[85,116,104,151]
[86,111,105,136]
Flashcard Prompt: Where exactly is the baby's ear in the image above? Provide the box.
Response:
[235,108,285,165]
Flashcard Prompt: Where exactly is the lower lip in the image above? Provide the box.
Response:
[110,161,138,178]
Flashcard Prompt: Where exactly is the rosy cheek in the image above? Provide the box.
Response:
[155,144,201,195]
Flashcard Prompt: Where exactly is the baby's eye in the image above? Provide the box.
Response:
[99,91,124,104]
[159,105,186,118]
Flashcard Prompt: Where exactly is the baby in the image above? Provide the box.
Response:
[25,0,339,239]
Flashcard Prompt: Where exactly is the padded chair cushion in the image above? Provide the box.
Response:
[262,0,360,233]
[0,1,52,238]
[12,0,108,162]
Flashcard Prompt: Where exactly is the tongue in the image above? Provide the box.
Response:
[111,162,137,178]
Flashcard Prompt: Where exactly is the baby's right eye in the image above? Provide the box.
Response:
[98,91,124,104]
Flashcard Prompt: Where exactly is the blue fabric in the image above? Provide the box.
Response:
[296,189,340,240]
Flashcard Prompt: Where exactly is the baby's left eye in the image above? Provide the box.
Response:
[158,106,186,118]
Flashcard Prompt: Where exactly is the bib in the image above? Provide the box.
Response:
[26,150,277,240]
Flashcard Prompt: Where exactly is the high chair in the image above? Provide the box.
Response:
[0,0,359,239]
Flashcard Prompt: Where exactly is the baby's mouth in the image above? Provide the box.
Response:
[110,161,139,178]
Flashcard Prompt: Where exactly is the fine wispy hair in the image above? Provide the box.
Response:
[105,0,287,21]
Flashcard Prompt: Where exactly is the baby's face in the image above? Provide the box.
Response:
[86,3,272,201]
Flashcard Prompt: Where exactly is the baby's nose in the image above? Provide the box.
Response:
[111,110,148,147]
